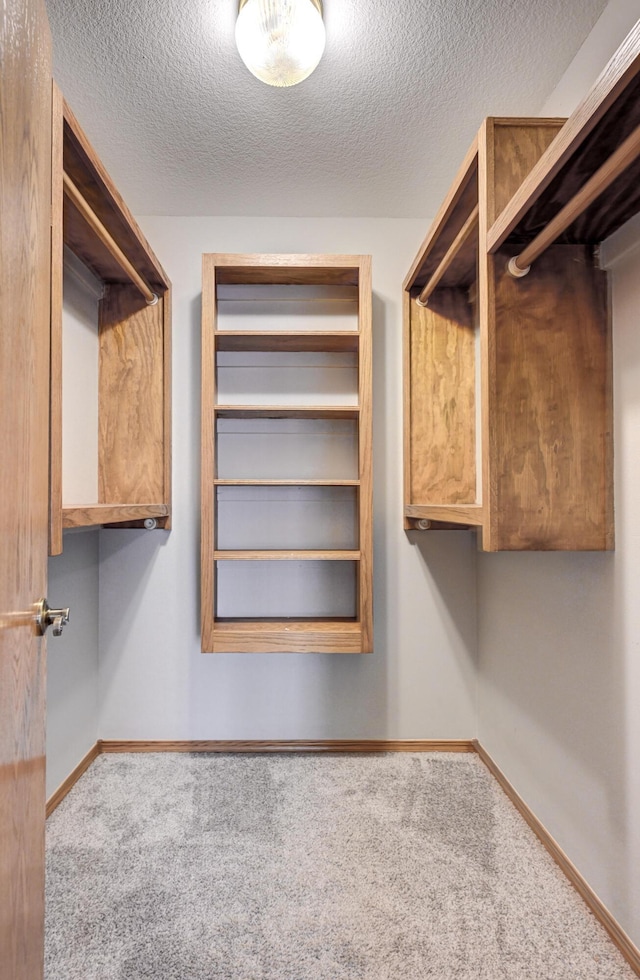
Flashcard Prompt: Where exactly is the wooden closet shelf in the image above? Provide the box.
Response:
[209,619,364,654]
[62,99,169,291]
[404,505,484,527]
[214,331,360,352]
[488,21,640,251]
[417,205,479,304]
[404,138,478,292]
[62,504,169,528]
[214,479,360,486]
[214,550,361,561]
[213,254,363,286]
[214,405,360,419]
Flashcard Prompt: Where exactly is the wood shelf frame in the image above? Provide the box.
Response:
[49,85,171,553]
[403,117,613,551]
[202,253,373,653]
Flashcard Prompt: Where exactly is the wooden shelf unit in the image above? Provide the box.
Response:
[49,85,171,554]
[202,253,373,653]
[404,116,614,551]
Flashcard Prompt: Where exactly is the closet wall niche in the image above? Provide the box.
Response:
[49,85,171,555]
[201,253,373,654]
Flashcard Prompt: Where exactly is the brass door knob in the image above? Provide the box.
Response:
[35,598,70,637]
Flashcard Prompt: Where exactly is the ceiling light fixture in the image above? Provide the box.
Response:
[235,0,326,88]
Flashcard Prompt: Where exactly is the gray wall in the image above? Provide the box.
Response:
[46,254,102,797]
[477,0,640,946]
[47,531,99,797]
[97,217,478,740]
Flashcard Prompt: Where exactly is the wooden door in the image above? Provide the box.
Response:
[0,0,52,977]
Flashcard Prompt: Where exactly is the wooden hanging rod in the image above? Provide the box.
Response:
[416,205,479,306]
[62,172,158,305]
[508,122,640,278]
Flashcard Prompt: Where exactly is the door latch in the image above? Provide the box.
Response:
[35,598,70,637]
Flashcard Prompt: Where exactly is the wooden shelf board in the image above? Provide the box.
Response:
[211,254,369,287]
[403,138,478,292]
[405,504,484,527]
[208,619,365,654]
[214,550,361,561]
[214,331,359,352]
[214,479,360,486]
[488,23,640,251]
[214,618,360,628]
[62,503,169,528]
[214,405,360,420]
[62,100,169,291]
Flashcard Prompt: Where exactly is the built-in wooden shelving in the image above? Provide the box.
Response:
[403,114,614,550]
[202,253,373,653]
[49,85,171,554]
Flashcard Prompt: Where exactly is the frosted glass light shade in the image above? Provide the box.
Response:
[236,0,326,88]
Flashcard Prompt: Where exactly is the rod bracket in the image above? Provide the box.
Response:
[507,256,530,278]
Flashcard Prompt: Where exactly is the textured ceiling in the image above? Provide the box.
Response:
[46,0,608,217]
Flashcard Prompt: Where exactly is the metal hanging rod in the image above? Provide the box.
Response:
[62,172,158,305]
[508,122,640,278]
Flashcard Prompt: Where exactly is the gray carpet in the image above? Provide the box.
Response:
[45,753,636,979]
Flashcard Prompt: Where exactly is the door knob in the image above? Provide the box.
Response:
[35,598,70,637]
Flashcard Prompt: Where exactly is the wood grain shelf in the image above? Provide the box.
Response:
[214,550,361,561]
[488,21,640,253]
[214,404,360,419]
[208,620,364,654]
[214,254,362,286]
[403,137,479,293]
[62,504,169,529]
[214,331,359,352]
[404,505,484,527]
[202,253,373,653]
[49,87,172,552]
[214,479,360,486]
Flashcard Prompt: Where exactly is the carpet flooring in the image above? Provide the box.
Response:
[45,752,636,979]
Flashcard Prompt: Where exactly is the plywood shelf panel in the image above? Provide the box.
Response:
[214,478,360,486]
[488,23,640,251]
[62,503,169,528]
[62,100,169,292]
[213,254,363,286]
[213,404,360,420]
[403,138,478,292]
[404,505,484,527]
[214,331,359,352]
[214,550,360,561]
[210,621,364,654]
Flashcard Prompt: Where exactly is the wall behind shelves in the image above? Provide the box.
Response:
[47,257,102,797]
[97,217,478,740]
[477,0,640,947]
